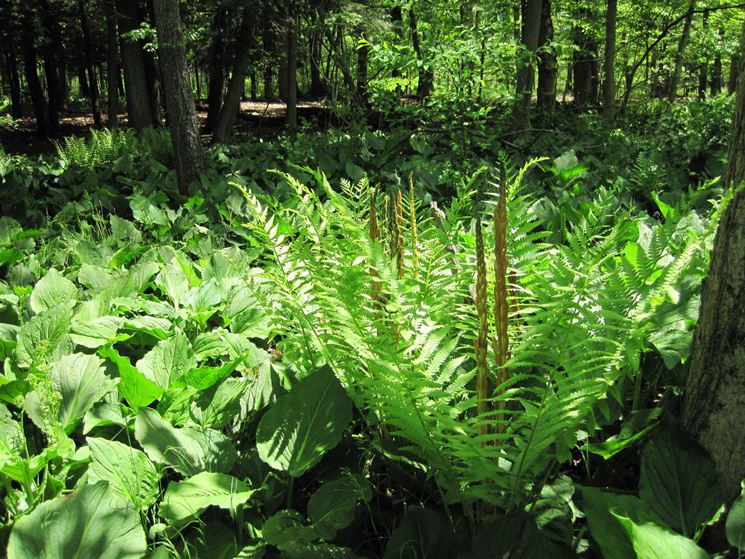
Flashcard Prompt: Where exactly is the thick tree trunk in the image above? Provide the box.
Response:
[512,0,542,130]
[537,0,557,114]
[286,8,298,133]
[603,0,617,123]
[117,0,154,131]
[204,7,227,134]
[390,6,403,81]
[144,0,163,125]
[682,20,745,504]
[213,6,256,144]
[5,48,22,118]
[105,0,119,128]
[152,0,205,193]
[78,0,101,126]
[667,0,696,101]
[22,33,51,137]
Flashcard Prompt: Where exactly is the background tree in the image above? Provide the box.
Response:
[152,0,205,192]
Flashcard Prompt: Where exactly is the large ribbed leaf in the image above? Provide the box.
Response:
[256,366,352,477]
[7,482,146,559]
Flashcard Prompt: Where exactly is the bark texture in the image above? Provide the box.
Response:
[682,20,745,504]
[603,0,617,123]
[105,0,119,128]
[286,8,298,133]
[152,0,205,192]
[512,0,542,130]
[117,0,154,131]
[536,0,556,113]
[204,7,227,134]
[213,6,256,144]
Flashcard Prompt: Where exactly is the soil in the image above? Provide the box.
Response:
[0,100,330,156]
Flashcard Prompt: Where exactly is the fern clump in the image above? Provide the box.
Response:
[231,163,720,513]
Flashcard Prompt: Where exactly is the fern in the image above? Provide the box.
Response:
[231,164,721,514]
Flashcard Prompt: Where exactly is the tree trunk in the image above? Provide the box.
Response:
[143,1,163,126]
[152,0,205,193]
[22,33,51,137]
[78,0,101,126]
[105,0,119,128]
[286,8,298,134]
[603,0,617,123]
[204,6,227,134]
[698,10,709,100]
[5,47,22,118]
[117,0,154,131]
[409,8,433,99]
[536,0,556,114]
[667,0,696,101]
[711,30,723,96]
[682,19,745,505]
[213,6,256,144]
[512,0,542,130]
[729,52,740,95]
[573,8,599,109]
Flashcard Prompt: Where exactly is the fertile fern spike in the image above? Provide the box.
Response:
[395,189,405,278]
[493,161,510,432]
[474,218,490,438]
[409,175,420,279]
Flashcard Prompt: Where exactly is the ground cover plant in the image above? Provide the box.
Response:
[3,0,745,557]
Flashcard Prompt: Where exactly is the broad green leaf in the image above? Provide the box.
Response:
[726,481,745,551]
[263,510,317,547]
[16,303,73,368]
[7,481,146,559]
[614,513,709,559]
[135,407,236,475]
[467,511,574,559]
[2,438,75,487]
[639,423,723,537]
[70,316,123,348]
[582,487,653,559]
[30,269,78,314]
[224,286,273,338]
[184,358,241,391]
[256,366,352,477]
[383,507,460,559]
[87,437,160,509]
[585,408,662,459]
[83,401,127,433]
[160,472,255,523]
[99,345,163,409]
[0,322,18,360]
[137,329,195,389]
[308,474,373,539]
[53,353,116,434]
[191,376,249,429]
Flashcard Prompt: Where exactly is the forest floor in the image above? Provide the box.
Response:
[0,100,326,155]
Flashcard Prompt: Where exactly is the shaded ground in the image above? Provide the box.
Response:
[0,100,328,155]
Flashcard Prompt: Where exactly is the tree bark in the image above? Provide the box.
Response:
[698,10,709,100]
[667,0,697,101]
[4,47,22,118]
[22,31,51,137]
[152,0,205,193]
[730,52,741,95]
[682,19,745,504]
[117,0,154,131]
[213,6,256,144]
[512,0,542,130]
[78,0,101,126]
[105,0,119,128]
[204,6,227,134]
[603,0,617,123]
[711,29,723,96]
[409,8,433,99]
[572,8,599,109]
[286,7,298,133]
[536,0,557,114]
